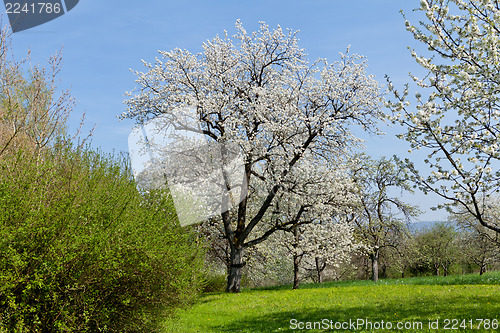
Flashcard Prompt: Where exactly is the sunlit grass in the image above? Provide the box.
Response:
[163,271,500,332]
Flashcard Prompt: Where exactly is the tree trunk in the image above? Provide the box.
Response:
[364,258,370,280]
[315,257,326,284]
[381,263,387,279]
[226,244,244,293]
[292,224,302,289]
[435,263,440,276]
[293,253,301,289]
[370,249,379,282]
[480,263,486,275]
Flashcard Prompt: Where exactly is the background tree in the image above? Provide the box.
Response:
[351,155,419,282]
[122,21,384,292]
[451,202,500,274]
[386,0,500,234]
[296,221,359,285]
[0,27,83,159]
[413,222,459,276]
[385,230,420,278]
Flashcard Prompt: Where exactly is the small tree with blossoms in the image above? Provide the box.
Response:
[386,0,500,234]
[351,155,419,282]
[122,21,383,292]
[294,221,360,285]
[246,155,359,289]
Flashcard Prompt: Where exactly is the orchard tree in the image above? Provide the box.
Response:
[246,217,359,289]
[461,227,500,274]
[386,0,500,234]
[384,231,420,278]
[351,155,419,282]
[122,21,384,292]
[451,200,500,274]
[295,221,359,285]
[252,157,358,289]
[414,222,459,276]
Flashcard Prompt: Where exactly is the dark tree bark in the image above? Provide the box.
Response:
[480,263,486,275]
[293,253,302,290]
[292,224,302,290]
[315,257,326,284]
[226,244,245,292]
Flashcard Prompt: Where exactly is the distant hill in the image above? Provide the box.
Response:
[410,220,445,231]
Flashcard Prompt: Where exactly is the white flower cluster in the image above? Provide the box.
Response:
[386,0,500,225]
[122,21,385,280]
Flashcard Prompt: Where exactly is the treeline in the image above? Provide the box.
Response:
[353,221,500,280]
[0,30,205,332]
[202,220,500,290]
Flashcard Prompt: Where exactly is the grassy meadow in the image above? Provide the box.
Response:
[163,272,500,332]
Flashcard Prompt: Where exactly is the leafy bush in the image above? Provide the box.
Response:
[203,274,227,293]
[0,144,205,332]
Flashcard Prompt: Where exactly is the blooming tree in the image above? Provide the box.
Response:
[386,0,500,234]
[451,197,500,274]
[256,159,360,289]
[293,221,360,285]
[122,21,383,292]
[245,218,360,289]
[351,155,419,282]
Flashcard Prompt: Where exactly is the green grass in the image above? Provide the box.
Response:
[163,272,500,332]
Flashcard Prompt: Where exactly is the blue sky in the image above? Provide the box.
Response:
[3,0,446,221]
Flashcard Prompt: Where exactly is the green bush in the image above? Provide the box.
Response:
[0,144,205,332]
[203,274,228,293]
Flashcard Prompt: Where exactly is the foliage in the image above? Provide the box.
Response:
[386,0,500,234]
[412,222,460,276]
[0,26,205,331]
[0,26,79,158]
[0,144,205,332]
[202,274,228,293]
[122,20,384,292]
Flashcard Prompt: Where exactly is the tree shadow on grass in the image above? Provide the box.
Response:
[209,293,500,333]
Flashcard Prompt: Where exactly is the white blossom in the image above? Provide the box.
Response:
[386,0,500,234]
[122,21,385,291]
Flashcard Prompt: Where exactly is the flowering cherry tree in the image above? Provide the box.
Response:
[253,158,360,289]
[386,0,500,234]
[351,155,419,282]
[292,221,360,286]
[122,21,383,292]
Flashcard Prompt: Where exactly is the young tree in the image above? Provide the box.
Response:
[385,230,420,278]
[351,155,419,282]
[122,21,384,292]
[0,27,79,158]
[461,228,500,274]
[296,221,359,285]
[386,0,500,234]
